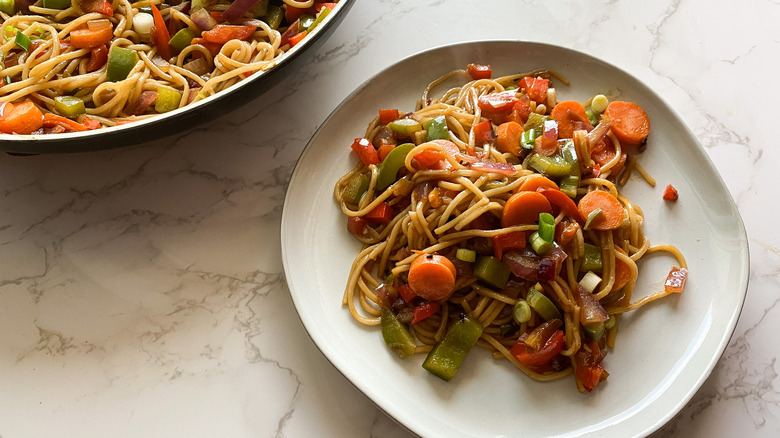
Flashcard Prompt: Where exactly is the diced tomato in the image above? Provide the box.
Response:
[492,231,526,260]
[398,284,417,303]
[664,267,688,293]
[346,216,367,235]
[663,184,679,201]
[467,63,492,80]
[351,137,379,165]
[472,120,495,144]
[411,301,440,324]
[379,109,399,125]
[364,202,394,224]
[519,77,549,104]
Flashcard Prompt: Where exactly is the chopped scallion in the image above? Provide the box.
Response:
[579,271,602,294]
[512,300,531,324]
[537,212,555,242]
[526,287,561,321]
[529,231,552,255]
[14,31,31,52]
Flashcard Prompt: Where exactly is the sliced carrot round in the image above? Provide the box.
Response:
[577,190,624,231]
[501,191,553,228]
[604,101,650,145]
[612,247,632,291]
[0,101,44,135]
[550,100,591,139]
[407,253,457,301]
[518,175,558,192]
[495,121,524,155]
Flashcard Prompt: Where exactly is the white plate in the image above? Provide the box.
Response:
[281,41,749,438]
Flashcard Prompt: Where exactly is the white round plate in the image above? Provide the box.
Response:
[281,41,749,438]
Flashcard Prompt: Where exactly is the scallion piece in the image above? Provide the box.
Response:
[455,248,476,263]
[538,212,555,242]
[520,128,536,149]
[584,208,603,230]
[559,174,579,198]
[526,287,562,321]
[529,231,552,255]
[579,271,602,294]
[512,299,531,324]
[604,315,616,330]
[14,31,31,52]
[308,5,332,31]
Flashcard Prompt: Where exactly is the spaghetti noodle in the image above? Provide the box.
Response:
[0,0,337,134]
[334,65,688,392]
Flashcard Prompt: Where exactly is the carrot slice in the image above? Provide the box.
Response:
[501,191,553,228]
[612,247,631,291]
[604,101,650,145]
[577,190,624,230]
[495,121,524,155]
[550,100,591,139]
[519,175,558,192]
[407,253,457,301]
[0,101,44,134]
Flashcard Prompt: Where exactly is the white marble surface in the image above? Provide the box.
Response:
[0,0,777,437]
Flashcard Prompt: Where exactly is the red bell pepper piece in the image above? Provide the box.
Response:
[492,231,526,260]
[346,216,367,235]
[519,77,549,104]
[398,284,417,303]
[508,98,531,124]
[378,109,399,125]
[467,63,491,80]
[472,120,495,144]
[82,118,101,130]
[574,341,606,392]
[86,44,108,72]
[555,220,580,246]
[663,184,679,201]
[289,31,307,47]
[42,113,88,132]
[202,24,258,44]
[364,202,394,224]
[664,267,688,293]
[377,144,395,162]
[478,90,518,114]
[512,329,565,367]
[350,138,379,165]
[411,301,440,324]
[150,4,172,60]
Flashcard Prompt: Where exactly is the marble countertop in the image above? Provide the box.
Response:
[1,0,777,437]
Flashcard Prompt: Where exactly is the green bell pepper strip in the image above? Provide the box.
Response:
[474,255,510,289]
[455,248,476,263]
[579,243,603,272]
[42,0,70,9]
[308,5,331,32]
[527,287,562,321]
[422,314,483,381]
[423,115,448,140]
[0,0,14,15]
[14,31,31,52]
[376,142,414,190]
[168,28,198,52]
[107,47,138,82]
[528,154,571,177]
[388,118,422,137]
[154,86,182,113]
[381,307,417,358]
[265,5,283,29]
[341,173,369,204]
[560,140,581,197]
[298,14,316,32]
[250,0,269,17]
[54,95,86,117]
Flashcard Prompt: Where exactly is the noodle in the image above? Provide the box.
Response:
[334,66,688,392]
[0,0,338,134]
